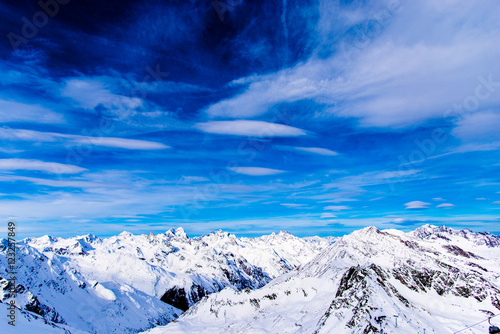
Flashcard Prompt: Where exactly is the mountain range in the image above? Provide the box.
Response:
[1,225,499,333]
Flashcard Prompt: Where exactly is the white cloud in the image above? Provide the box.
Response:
[437,203,455,209]
[320,198,358,203]
[0,128,168,150]
[0,99,64,124]
[324,169,422,191]
[228,167,286,176]
[194,120,307,137]
[453,112,500,142]
[281,203,305,208]
[0,128,57,142]
[476,198,486,200]
[324,205,351,211]
[0,159,86,174]
[432,197,446,201]
[320,212,337,218]
[0,147,24,154]
[377,170,421,179]
[201,1,500,129]
[494,201,500,205]
[62,78,142,114]
[74,137,169,150]
[292,146,338,156]
[421,142,500,162]
[0,175,115,188]
[404,201,431,210]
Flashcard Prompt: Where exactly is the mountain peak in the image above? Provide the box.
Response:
[165,227,188,239]
[207,229,232,238]
[77,233,100,243]
[411,224,500,247]
[118,231,133,238]
[353,226,381,237]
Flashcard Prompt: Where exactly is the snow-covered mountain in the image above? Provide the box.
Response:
[0,228,334,333]
[143,225,500,334]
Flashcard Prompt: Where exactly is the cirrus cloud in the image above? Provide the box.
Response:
[404,201,431,210]
[324,205,351,211]
[275,145,338,156]
[0,128,169,150]
[228,167,286,176]
[0,99,64,124]
[0,159,86,174]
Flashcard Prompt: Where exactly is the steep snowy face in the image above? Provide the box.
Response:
[145,226,500,334]
[0,228,334,333]
[0,239,182,334]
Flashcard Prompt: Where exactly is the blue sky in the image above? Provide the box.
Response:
[0,0,499,238]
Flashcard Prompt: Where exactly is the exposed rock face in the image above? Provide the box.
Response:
[161,285,208,311]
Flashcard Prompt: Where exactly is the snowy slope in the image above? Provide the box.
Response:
[0,228,334,333]
[143,225,500,334]
[0,239,182,334]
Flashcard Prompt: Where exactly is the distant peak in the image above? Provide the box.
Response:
[208,229,231,237]
[118,231,133,238]
[359,226,380,234]
[77,233,100,243]
[39,235,59,243]
[175,227,187,238]
[344,226,383,240]
[412,224,452,236]
[166,227,188,239]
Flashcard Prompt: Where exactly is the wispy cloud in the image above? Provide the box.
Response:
[0,175,116,188]
[61,78,142,114]
[194,120,307,137]
[0,99,64,124]
[74,137,169,150]
[325,169,422,191]
[228,167,286,176]
[320,198,358,203]
[202,1,500,132]
[404,201,431,210]
[320,212,337,218]
[390,217,427,227]
[0,159,86,174]
[432,197,446,201]
[281,203,305,208]
[324,205,351,211]
[277,145,338,156]
[453,112,500,142]
[437,203,455,209]
[0,128,169,150]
